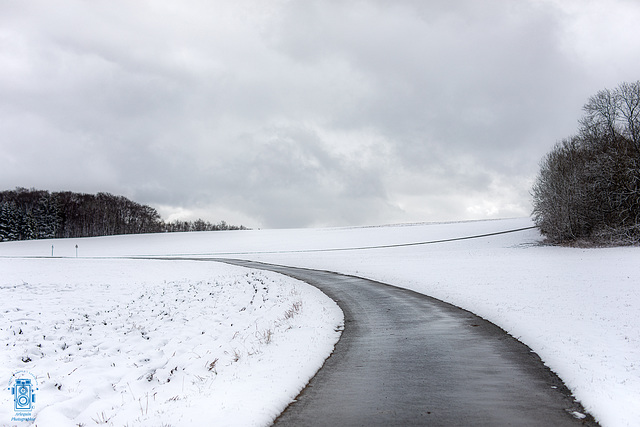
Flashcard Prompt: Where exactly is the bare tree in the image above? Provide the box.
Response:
[532,81,640,244]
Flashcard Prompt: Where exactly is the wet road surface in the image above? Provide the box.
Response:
[214,259,597,426]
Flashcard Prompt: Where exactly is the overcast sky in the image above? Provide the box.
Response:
[1,0,639,228]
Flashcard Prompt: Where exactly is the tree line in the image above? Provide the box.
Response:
[0,188,247,242]
[532,81,640,245]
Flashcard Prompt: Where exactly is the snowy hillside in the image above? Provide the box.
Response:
[0,259,342,426]
[1,217,638,426]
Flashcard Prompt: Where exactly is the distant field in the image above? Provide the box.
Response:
[1,217,638,426]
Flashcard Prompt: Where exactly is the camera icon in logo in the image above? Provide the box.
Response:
[11,378,35,411]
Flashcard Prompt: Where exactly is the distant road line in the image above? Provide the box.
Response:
[0,226,538,259]
[171,225,538,256]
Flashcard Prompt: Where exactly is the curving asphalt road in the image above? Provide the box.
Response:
[215,259,598,426]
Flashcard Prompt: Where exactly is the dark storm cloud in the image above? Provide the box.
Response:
[1,0,639,228]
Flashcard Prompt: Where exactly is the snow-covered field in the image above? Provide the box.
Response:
[0,259,342,426]
[1,217,639,426]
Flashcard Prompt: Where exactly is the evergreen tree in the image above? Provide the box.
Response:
[0,188,248,241]
[0,201,20,241]
[34,194,59,239]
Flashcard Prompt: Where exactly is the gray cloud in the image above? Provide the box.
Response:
[1,0,639,228]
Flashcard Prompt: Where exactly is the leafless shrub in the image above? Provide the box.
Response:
[532,81,640,245]
[258,329,273,345]
[91,411,114,424]
[207,358,218,374]
[283,301,302,320]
